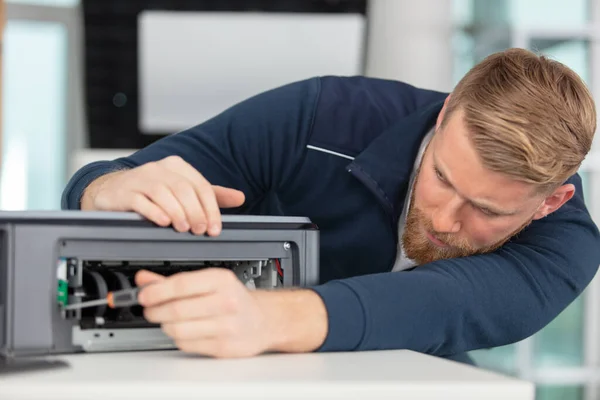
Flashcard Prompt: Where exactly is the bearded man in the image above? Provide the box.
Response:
[62,48,600,364]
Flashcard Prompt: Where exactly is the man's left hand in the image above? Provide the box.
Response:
[135,268,328,358]
[136,268,273,358]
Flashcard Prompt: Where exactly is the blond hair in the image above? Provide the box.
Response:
[442,48,596,194]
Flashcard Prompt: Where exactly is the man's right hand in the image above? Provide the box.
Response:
[80,156,246,236]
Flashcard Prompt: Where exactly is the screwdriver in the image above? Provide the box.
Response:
[62,286,146,310]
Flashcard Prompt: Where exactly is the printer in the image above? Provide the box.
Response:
[0,211,319,357]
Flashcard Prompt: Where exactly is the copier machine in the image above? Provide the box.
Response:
[0,211,319,357]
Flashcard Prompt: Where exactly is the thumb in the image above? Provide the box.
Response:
[135,269,166,287]
[213,185,245,208]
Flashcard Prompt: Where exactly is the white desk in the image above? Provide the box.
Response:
[0,349,534,400]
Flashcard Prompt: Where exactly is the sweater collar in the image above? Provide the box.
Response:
[347,100,444,219]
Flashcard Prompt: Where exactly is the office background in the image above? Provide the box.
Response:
[1,1,599,399]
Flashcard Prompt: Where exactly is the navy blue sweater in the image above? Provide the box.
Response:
[62,76,600,357]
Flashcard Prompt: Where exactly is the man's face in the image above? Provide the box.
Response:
[402,108,554,265]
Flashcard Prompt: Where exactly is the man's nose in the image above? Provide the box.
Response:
[432,200,461,234]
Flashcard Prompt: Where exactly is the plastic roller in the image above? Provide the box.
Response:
[81,269,108,317]
[100,270,135,321]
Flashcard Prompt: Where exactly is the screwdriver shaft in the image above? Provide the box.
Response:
[62,298,107,310]
[61,286,145,310]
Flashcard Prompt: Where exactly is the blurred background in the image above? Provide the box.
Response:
[1,1,599,399]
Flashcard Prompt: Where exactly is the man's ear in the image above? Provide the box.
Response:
[532,183,575,220]
[436,95,452,129]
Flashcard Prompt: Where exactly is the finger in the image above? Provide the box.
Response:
[137,268,233,307]
[142,182,189,232]
[135,269,167,287]
[167,178,208,235]
[161,318,224,341]
[129,193,171,227]
[143,293,223,323]
[162,159,222,236]
[195,184,222,236]
[212,185,246,208]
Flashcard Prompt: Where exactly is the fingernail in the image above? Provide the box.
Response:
[209,223,221,235]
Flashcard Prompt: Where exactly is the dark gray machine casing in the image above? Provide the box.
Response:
[0,211,319,357]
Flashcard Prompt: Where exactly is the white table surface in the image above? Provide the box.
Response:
[0,349,534,400]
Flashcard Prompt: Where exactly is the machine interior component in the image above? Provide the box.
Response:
[58,258,284,330]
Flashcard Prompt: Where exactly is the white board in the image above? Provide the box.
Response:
[138,11,365,133]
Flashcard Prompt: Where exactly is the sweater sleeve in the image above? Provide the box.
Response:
[62,78,321,211]
[311,173,600,355]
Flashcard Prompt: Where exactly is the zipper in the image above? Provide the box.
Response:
[347,163,399,243]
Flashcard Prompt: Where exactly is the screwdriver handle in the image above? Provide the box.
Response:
[107,286,142,308]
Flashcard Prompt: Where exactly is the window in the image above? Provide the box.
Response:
[1,1,78,210]
[454,1,600,399]
[1,19,68,210]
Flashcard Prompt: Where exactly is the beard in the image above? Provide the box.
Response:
[401,183,534,266]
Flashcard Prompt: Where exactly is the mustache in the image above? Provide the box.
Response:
[417,210,476,251]
[427,229,473,250]
[432,232,474,250]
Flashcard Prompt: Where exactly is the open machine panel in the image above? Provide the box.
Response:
[0,211,319,357]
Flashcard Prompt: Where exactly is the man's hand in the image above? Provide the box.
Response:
[80,156,245,236]
[135,269,329,358]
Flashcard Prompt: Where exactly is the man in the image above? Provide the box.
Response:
[62,48,600,362]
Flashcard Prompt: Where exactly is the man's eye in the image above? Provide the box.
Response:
[434,167,445,181]
[479,207,497,216]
